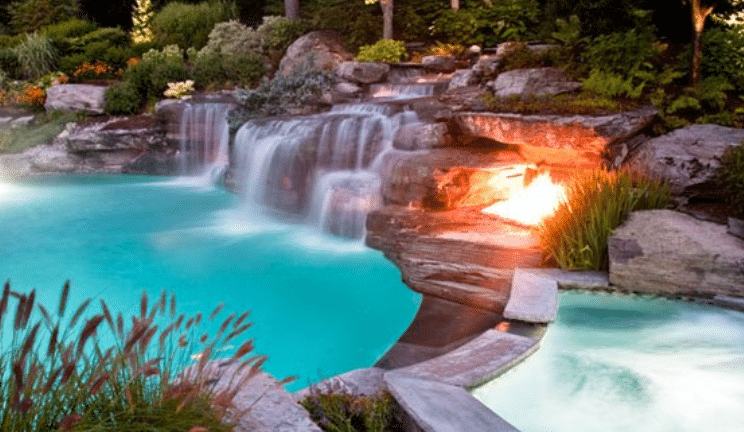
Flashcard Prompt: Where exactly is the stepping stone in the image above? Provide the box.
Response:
[384,373,520,432]
[503,269,558,323]
[389,330,538,389]
[518,268,609,290]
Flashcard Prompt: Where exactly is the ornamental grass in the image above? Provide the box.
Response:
[537,168,671,271]
[0,280,272,432]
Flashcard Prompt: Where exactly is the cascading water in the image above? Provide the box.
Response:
[177,102,232,185]
[232,102,420,239]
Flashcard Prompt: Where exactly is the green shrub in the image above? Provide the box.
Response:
[719,144,744,218]
[199,20,261,55]
[538,168,670,270]
[679,24,744,92]
[0,34,25,49]
[301,390,396,432]
[40,18,98,39]
[230,58,334,127]
[0,48,20,78]
[152,1,236,50]
[302,0,380,50]
[257,15,308,52]
[13,33,57,80]
[356,39,407,63]
[582,69,645,99]
[105,81,143,115]
[430,0,539,46]
[0,281,265,432]
[57,53,89,75]
[9,0,77,33]
[192,50,265,89]
[584,28,661,77]
[77,27,130,48]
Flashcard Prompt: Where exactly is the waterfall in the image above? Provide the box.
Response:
[178,103,231,185]
[233,103,419,239]
[369,83,435,99]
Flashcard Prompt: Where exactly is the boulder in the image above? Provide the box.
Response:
[447,69,478,91]
[472,54,500,78]
[454,107,657,168]
[393,123,448,151]
[335,61,390,84]
[421,55,456,73]
[609,210,744,297]
[625,124,744,198]
[487,67,581,99]
[278,31,353,76]
[44,84,107,114]
[293,368,387,402]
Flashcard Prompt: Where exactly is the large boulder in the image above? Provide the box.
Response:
[609,210,744,297]
[421,55,456,73]
[487,67,581,99]
[335,61,390,84]
[44,84,107,114]
[454,107,657,168]
[393,122,449,151]
[278,31,353,76]
[447,69,478,91]
[625,124,744,198]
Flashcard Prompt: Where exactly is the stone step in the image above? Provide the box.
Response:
[388,330,538,389]
[403,278,510,313]
[384,374,521,432]
[503,268,559,323]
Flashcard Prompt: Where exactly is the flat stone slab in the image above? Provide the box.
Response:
[503,269,559,323]
[384,374,520,432]
[389,330,537,389]
[293,367,386,401]
[518,268,609,290]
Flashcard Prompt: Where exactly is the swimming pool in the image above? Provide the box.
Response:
[474,292,744,432]
[0,175,421,390]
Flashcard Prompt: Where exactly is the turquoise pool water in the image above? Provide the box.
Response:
[474,292,744,432]
[0,175,421,390]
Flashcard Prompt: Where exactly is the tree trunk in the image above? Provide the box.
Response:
[380,0,393,39]
[689,0,714,86]
[451,0,460,10]
[284,0,299,20]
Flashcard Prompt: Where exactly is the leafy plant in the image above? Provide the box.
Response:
[40,18,98,39]
[719,144,744,218]
[423,42,465,58]
[104,81,142,115]
[429,0,539,46]
[301,389,397,432]
[582,69,645,99]
[131,0,155,44]
[0,281,268,432]
[257,15,308,52]
[12,33,57,80]
[152,1,236,50]
[537,168,670,270]
[356,39,407,63]
[679,24,744,92]
[9,0,78,33]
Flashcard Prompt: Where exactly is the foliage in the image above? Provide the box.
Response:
[131,0,155,44]
[302,0,380,49]
[9,0,78,34]
[0,111,80,154]
[301,390,397,432]
[653,76,742,132]
[482,92,636,116]
[537,168,671,270]
[71,61,118,82]
[719,143,744,218]
[12,33,57,80]
[423,42,465,58]
[540,0,650,38]
[356,39,407,63]
[152,1,236,50]
[229,57,334,127]
[497,42,555,73]
[104,81,142,114]
[0,34,25,50]
[679,24,744,92]
[40,19,98,39]
[163,79,195,98]
[583,27,661,77]
[200,20,260,55]
[582,69,645,99]
[429,0,539,46]
[191,49,265,90]
[0,49,19,78]
[257,15,308,52]
[0,281,267,432]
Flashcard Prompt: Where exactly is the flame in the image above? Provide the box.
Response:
[482,173,567,227]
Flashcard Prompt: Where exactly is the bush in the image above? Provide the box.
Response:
[301,390,396,432]
[584,28,661,77]
[77,27,130,48]
[199,20,261,55]
[192,50,265,89]
[537,168,670,270]
[257,15,308,52]
[582,69,644,99]
[230,58,334,127]
[0,281,266,432]
[719,144,744,218]
[13,33,57,80]
[0,48,20,78]
[356,39,407,63]
[9,0,77,33]
[0,34,24,49]
[302,0,380,50]
[679,24,744,92]
[40,18,98,39]
[152,1,236,50]
[104,81,142,114]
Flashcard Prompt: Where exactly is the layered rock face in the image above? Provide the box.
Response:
[609,210,744,296]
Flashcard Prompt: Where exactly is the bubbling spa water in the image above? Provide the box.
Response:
[474,292,744,432]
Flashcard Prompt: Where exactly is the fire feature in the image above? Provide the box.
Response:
[482,172,567,227]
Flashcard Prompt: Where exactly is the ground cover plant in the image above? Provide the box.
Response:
[301,389,402,432]
[0,110,81,154]
[0,280,272,431]
[537,168,671,271]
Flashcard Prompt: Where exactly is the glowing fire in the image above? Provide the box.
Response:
[482,173,567,227]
